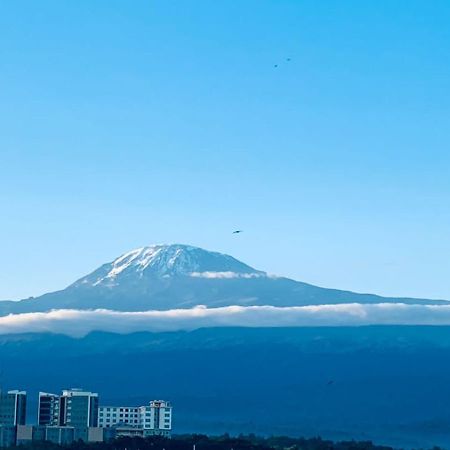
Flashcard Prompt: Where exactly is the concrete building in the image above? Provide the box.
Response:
[61,389,99,428]
[45,426,75,445]
[140,401,172,436]
[0,426,16,448]
[38,389,99,428]
[15,425,33,445]
[98,406,140,427]
[0,389,172,447]
[99,400,172,437]
[0,390,26,427]
[15,425,103,446]
[104,426,144,440]
[38,392,60,426]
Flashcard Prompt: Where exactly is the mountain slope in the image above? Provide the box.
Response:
[0,244,446,316]
[2,327,450,448]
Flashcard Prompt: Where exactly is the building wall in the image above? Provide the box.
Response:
[15,425,33,445]
[66,395,90,428]
[99,401,172,435]
[0,426,16,448]
[38,393,60,426]
[140,401,172,432]
[38,389,99,428]
[0,391,26,427]
[99,406,140,428]
[45,426,75,445]
[87,427,104,443]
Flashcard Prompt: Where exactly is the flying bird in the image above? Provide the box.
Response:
[273,64,278,68]
[327,380,334,386]
[232,230,243,234]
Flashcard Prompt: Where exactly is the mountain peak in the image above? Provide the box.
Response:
[0,244,445,316]
[73,244,262,288]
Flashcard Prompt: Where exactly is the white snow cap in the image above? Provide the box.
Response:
[75,244,263,287]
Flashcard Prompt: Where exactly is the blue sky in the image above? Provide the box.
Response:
[1,0,450,300]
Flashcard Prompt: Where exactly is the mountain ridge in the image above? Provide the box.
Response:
[2,326,450,448]
[0,243,447,316]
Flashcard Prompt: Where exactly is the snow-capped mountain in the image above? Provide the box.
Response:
[72,244,263,288]
[0,243,446,315]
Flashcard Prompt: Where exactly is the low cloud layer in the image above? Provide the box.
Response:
[2,303,450,337]
[189,271,266,279]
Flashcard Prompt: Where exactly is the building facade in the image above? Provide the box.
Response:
[38,389,99,428]
[98,406,140,427]
[0,391,26,427]
[61,389,99,428]
[0,389,172,447]
[0,426,16,448]
[38,392,60,426]
[99,400,172,436]
[140,400,172,436]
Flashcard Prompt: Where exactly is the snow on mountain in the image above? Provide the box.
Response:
[0,243,447,316]
[72,244,264,288]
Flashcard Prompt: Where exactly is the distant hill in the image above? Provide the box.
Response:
[2,326,450,448]
[0,244,445,315]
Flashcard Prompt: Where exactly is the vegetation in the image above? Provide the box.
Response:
[9,434,445,450]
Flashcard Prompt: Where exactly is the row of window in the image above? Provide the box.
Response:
[99,413,169,418]
[100,419,139,424]
[100,408,139,413]
[100,418,170,423]
[100,413,139,418]
[100,424,171,429]
[99,407,171,413]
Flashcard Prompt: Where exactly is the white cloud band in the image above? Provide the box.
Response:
[189,271,266,279]
[1,303,450,337]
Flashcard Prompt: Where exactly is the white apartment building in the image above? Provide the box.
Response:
[98,406,140,427]
[99,400,172,436]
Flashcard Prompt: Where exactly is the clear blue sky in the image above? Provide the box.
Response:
[1,0,450,301]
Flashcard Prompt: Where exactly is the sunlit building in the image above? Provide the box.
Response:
[99,400,172,436]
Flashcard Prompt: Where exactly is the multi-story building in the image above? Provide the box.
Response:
[0,389,172,447]
[38,389,99,428]
[38,392,60,426]
[0,390,26,426]
[99,400,172,436]
[0,390,27,448]
[140,401,172,436]
[61,389,99,428]
[98,406,140,428]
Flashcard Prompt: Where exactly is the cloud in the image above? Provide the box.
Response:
[189,271,266,279]
[1,303,450,337]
